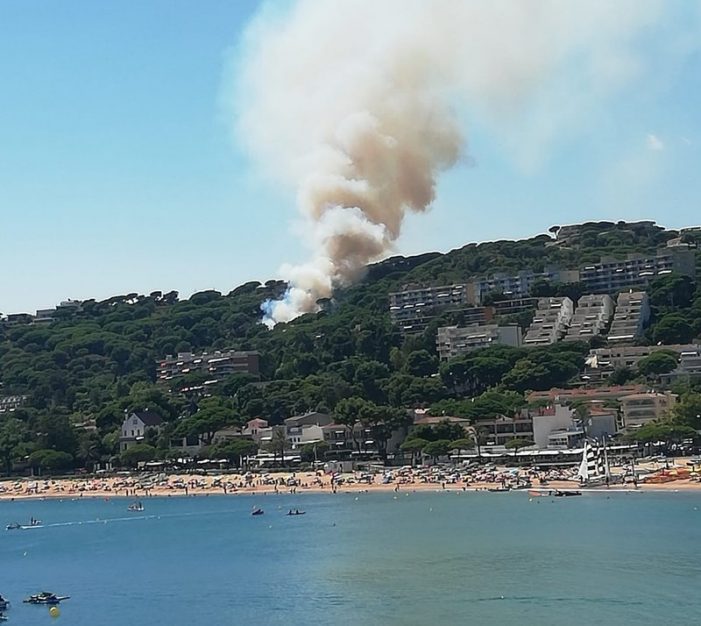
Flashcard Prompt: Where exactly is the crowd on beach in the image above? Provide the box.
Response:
[1,458,697,501]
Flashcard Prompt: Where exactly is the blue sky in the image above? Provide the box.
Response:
[1,1,700,314]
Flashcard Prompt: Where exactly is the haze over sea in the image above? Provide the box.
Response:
[1,492,700,625]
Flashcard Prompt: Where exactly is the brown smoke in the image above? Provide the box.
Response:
[232,0,674,325]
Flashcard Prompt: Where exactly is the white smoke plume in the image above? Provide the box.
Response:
[232,0,683,326]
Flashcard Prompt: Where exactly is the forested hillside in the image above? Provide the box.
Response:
[1,221,700,471]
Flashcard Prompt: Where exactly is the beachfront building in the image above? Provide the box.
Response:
[531,404,576,449]
[531,402,619,448]
[562,294,614,342]
[620,392,678,429]
[546,428,585,449]
[156,350,260,383]
[436,323,522,360]
[586,408,619,439]
[578,242,696,294]
[523,297,574,346]
[119,410,164,452]
[284,412,333,448]
[607,291,651,344]
[321,423,354,453]
[0,395,27,413]
[242,418,269,443]
[474,414,534,446]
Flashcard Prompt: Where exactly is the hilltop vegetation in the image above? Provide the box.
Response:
[1,221,700,471]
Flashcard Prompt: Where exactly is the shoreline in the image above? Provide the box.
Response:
[2,476,701,502]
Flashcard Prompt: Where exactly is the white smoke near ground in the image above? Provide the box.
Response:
[231,0,680,326]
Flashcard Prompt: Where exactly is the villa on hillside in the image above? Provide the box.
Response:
[119,410,164,452]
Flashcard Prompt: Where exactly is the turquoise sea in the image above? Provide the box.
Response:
[1,490,701,625]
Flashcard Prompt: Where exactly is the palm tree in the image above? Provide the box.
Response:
[265,429,287,467]
[467,426,490,464]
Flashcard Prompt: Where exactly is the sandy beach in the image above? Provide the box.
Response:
[2,460,700,501]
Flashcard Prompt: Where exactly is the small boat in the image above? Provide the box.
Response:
[6,523,21,531]
[0,613,7,622]
[251,508,264,516]
[286,510,306,516]
[127,502,145,512]
[553,490,582,497]
[0,594,9,610]
[23,518,43,528]
[528,490,547,497]
[24,592,70,605]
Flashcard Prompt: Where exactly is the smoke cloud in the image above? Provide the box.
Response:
[232,0,676,326]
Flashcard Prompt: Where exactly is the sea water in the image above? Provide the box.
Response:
[1,490,701,625]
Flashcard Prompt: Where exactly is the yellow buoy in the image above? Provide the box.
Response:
[49,606,60,618]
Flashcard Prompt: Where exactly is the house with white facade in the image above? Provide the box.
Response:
[284,412,333,448]
[119,411,164,452]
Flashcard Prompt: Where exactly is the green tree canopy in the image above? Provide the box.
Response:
[637,351,679,377]
[449,438,475,451]
[120,444,156,467]
[28,449,74,471]
[653,314,695,345]
[422,439,452,460]
[505,438,535,451]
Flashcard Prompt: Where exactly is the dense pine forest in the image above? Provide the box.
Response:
[1,221,701,471]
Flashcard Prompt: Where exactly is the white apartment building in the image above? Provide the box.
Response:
[0,395,27,413]
[156,350,260,382]
[388,283,489,335]
[523,297,574,346]
[468,267,575,304]
[608,291,651,343]
[532,404,576,449]
[579,244,696,294]
[563,294,614,342]
[436,324,522,360]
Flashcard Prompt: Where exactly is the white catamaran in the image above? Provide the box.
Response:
[577,438,610,486]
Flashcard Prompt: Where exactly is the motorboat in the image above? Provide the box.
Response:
[528,489,582,497]
[286,510,306,516]
[0,594,9,610]
[127,502,145,512]
[24,592,70,605]
[6,523,21,531]
[553,490,582,497]
[251,508,264,516]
